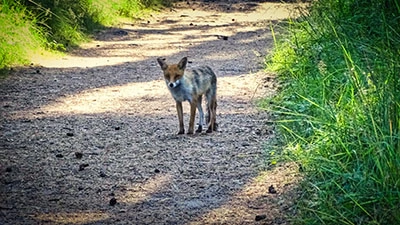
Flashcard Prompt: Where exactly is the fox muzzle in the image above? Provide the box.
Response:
[168,80,180,88]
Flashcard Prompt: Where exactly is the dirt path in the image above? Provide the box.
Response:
[0,1,301,224]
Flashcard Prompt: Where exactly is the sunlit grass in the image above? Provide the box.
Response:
[0,0,171,71]
[263,0,400,224]
[0,1,44,69]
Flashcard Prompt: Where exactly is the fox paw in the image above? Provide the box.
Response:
[196,125,203,133]
[206,123,217,133]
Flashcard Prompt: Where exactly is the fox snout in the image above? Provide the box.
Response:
[168,80,180,88]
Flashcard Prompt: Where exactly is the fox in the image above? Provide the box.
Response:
[157,57,217,135]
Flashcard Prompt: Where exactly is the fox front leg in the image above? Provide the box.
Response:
[176,101,185,134]
[187,99,197,135]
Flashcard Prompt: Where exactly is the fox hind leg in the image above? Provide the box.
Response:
[206,91,217,133]
[187,99,198,135]
[196,95,204,133]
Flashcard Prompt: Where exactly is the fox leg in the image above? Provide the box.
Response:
[196,95,204,133]
[188,99,197,135]
[206,94,217,133]
[212,100,217,131]
[176,101,184,134]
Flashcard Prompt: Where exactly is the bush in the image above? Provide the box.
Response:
[0,0,171,70]
[263,0,400,224]
[0,0,44,69]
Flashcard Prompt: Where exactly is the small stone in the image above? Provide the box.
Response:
[154,168,160,173]
[66,132,74,137]
[217,35,229,40]
[241,142,250,147]
[109,197,117,206]
[255,214,267,221]
[99,171,106,177]
[79,163,89,171]
[268,185,277,194]
[55,153,64,158]
[5,167,12,172]
[114,126,121,130]
[75,152,83,159]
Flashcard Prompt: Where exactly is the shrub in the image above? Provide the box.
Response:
[263,0,400,224]
[0,0,171,70]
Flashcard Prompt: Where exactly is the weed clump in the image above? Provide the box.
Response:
[0,0,171,70]
[263,0,400,224]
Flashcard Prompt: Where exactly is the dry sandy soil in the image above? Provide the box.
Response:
[0,1,302,224]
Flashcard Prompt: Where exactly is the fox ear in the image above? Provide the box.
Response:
[157,57,168,70]
[177,57,188,70]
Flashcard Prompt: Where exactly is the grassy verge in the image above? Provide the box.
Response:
[0,0,171,71]
[0,1,44,72]
[262,0,400,224]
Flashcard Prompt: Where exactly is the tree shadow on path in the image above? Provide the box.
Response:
[0,1,302,224]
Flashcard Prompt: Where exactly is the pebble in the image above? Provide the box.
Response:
[255,214,267,221]
[109,197,117,206]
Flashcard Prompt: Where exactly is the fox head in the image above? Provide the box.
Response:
[157,57,188,88]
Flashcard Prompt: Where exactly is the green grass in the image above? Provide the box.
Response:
[0,1,44,70]
[0,0,172,71]
[262,0,400,224]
